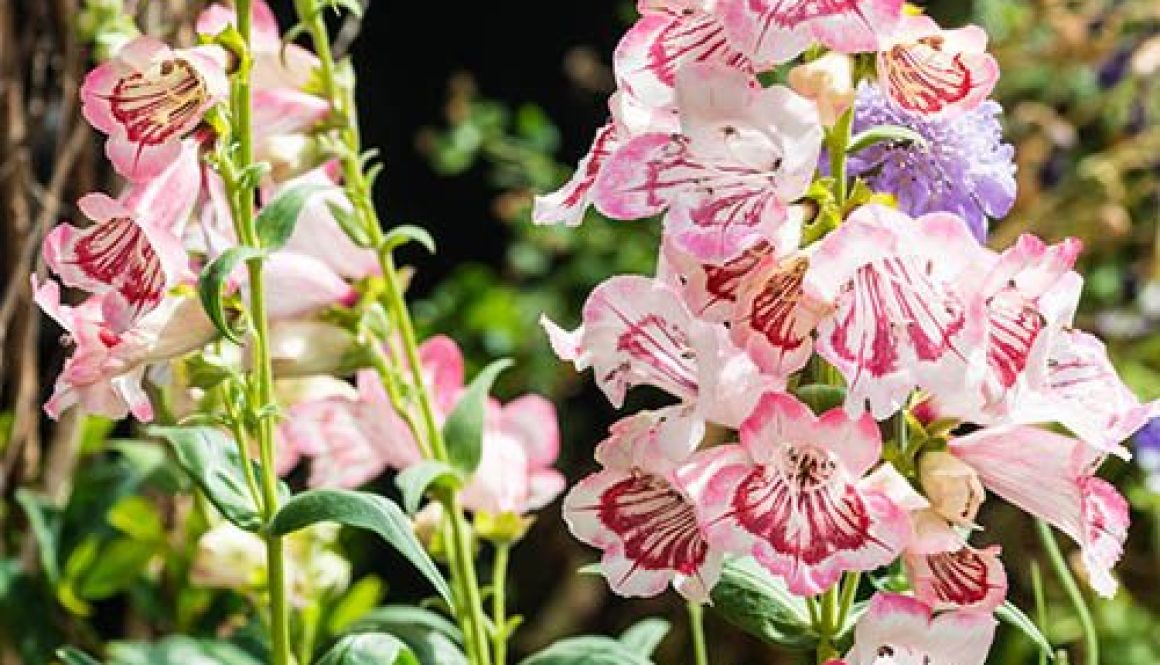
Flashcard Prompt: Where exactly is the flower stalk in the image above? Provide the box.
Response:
[1036,519,1099,665]
[492,542,511,665]
[688,601,710,665]
[294,3,493,663]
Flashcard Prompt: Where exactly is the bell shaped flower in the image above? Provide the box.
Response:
[563,409,722,602]
[460,395,567,516]
[804,205,987,419]
[614,1,751,111]
[877,15,999,119]
[533,92,678,227]
[678,393,912,595]
[718,0,903,67]
[592,63,822,262]
[81,36,228,181]
[43,193,191,332]
[541,275,769,429]
[902,510,1007,613]
[837,593,996,665]
[33,280,216,422]
[659,231,779,324]
[949,425,1130,597]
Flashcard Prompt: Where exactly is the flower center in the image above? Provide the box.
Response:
[598,472,708,576]
[108,58,208,145]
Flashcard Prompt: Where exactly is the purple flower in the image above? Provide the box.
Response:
[1137,417,1160,492]
[845,82,1016,241]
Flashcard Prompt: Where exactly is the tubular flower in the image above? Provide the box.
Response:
[843,82,1015,241]
[614,0,751,110]
[877,15,999,118]
[949,426,1130,597]
[563,409,722,602]
[804,205,987,419]
[838,593,996,665]
[81,36,228,181]
[43,193,190,332]
[901,510,1007,613]
[593,63,822,262]
[718,0,903,67]
[679,393,912,595]
[541,275,770,429]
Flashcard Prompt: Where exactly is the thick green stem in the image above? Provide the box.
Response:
[491,543,510,665]
[688,601,710,665]
[293,4,493,663]
[226,2,291,663]
[1035,519,1099,665]
[827,108,853,208]
[834,571,861,634]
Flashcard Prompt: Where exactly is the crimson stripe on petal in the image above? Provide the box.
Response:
[70,217,165,320]
[597,473,709,576]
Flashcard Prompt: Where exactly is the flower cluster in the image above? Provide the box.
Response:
[39,0,564,522]
[538,1,1155,661]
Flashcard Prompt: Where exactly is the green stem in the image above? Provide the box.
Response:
[1031,561,1049,665]
[221,385,263,512]
[813,585,840,664]
[828,108,853,208]
[688,601,710,665]
[229,2,290,663]
[1035,519,1098,665]
[294,4,493,662]
[834,571,861,634]
[492,542,510,665]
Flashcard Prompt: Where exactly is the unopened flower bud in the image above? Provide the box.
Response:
[260,133,323,181]
[918,452,985,527]
[268,321,366,378]
[190,523,266,590]
[787,52,854,126]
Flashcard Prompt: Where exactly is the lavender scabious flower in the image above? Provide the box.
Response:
[1136,417,1160,493]
[845,82,1016,241]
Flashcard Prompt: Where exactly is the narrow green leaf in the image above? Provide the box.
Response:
[442,358,513,474]
[618,618,670,657]
[14,489,61,584]
[709,556,817,650]
[148,426,267,531]
[792,384,847,415]
[846,125,927,154]
[997,600,1055,659]
[268,489,452,606]
[328,200,372,248]
[56,647,102,665]
[255,182,332,250]
[198,246,263,344]
[328,576,386,635]
[395,460,461,515]
[316,633,419,665]
[381,225,436,255]
[519,636,653,665]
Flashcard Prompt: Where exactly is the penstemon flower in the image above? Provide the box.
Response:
[81,36,228,181]
[679,393,912,595]
[835,592,997,665]
[843,82,1016,241]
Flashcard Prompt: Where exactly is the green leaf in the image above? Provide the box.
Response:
[56,647,102,665]
[846,125,927,154]
[317,633,419,665]
[255,182,332,250]
[268,489,452,606]
[709,556,817,650]
[396,460,461,515]
[14,489,62,584]
[328,575,386,635]
[996,600,1055,659]
[381,225,436,255]
[148,426,268,531]
[107,496,163,542]
[442,358,513,474]
[76,538,158,600]
[198,246,263,344]
[792,384,847,415]
[107,637,262,665]
[618,618,670,657]
[328,200,372,248]
[346,606,466,665]
[519,637,653,665]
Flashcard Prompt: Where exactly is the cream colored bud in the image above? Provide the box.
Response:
[190,523,266,590]
[259,133,323,181]
[787,52,855,126]
[918,451,985,527]
[268,320,364,378]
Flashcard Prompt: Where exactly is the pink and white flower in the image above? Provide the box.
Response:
[678,393,912,595]
[804,205,987,419]
[614,1,751,111]
[592,63,822,262]
[718,0,904,67]
[541,275,769,429]
[43,193,191,332]
[33,280,216,422]
[460,395,567,515]
[563,409,722,601]
[81,37,228,181]
[838,592,996,665]
[877,15,999,118]
[902,510,1007,613]
[949,425,1130,597]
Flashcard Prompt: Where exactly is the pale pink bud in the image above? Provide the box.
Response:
[918,451,985,527]
[787,52,855,126]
